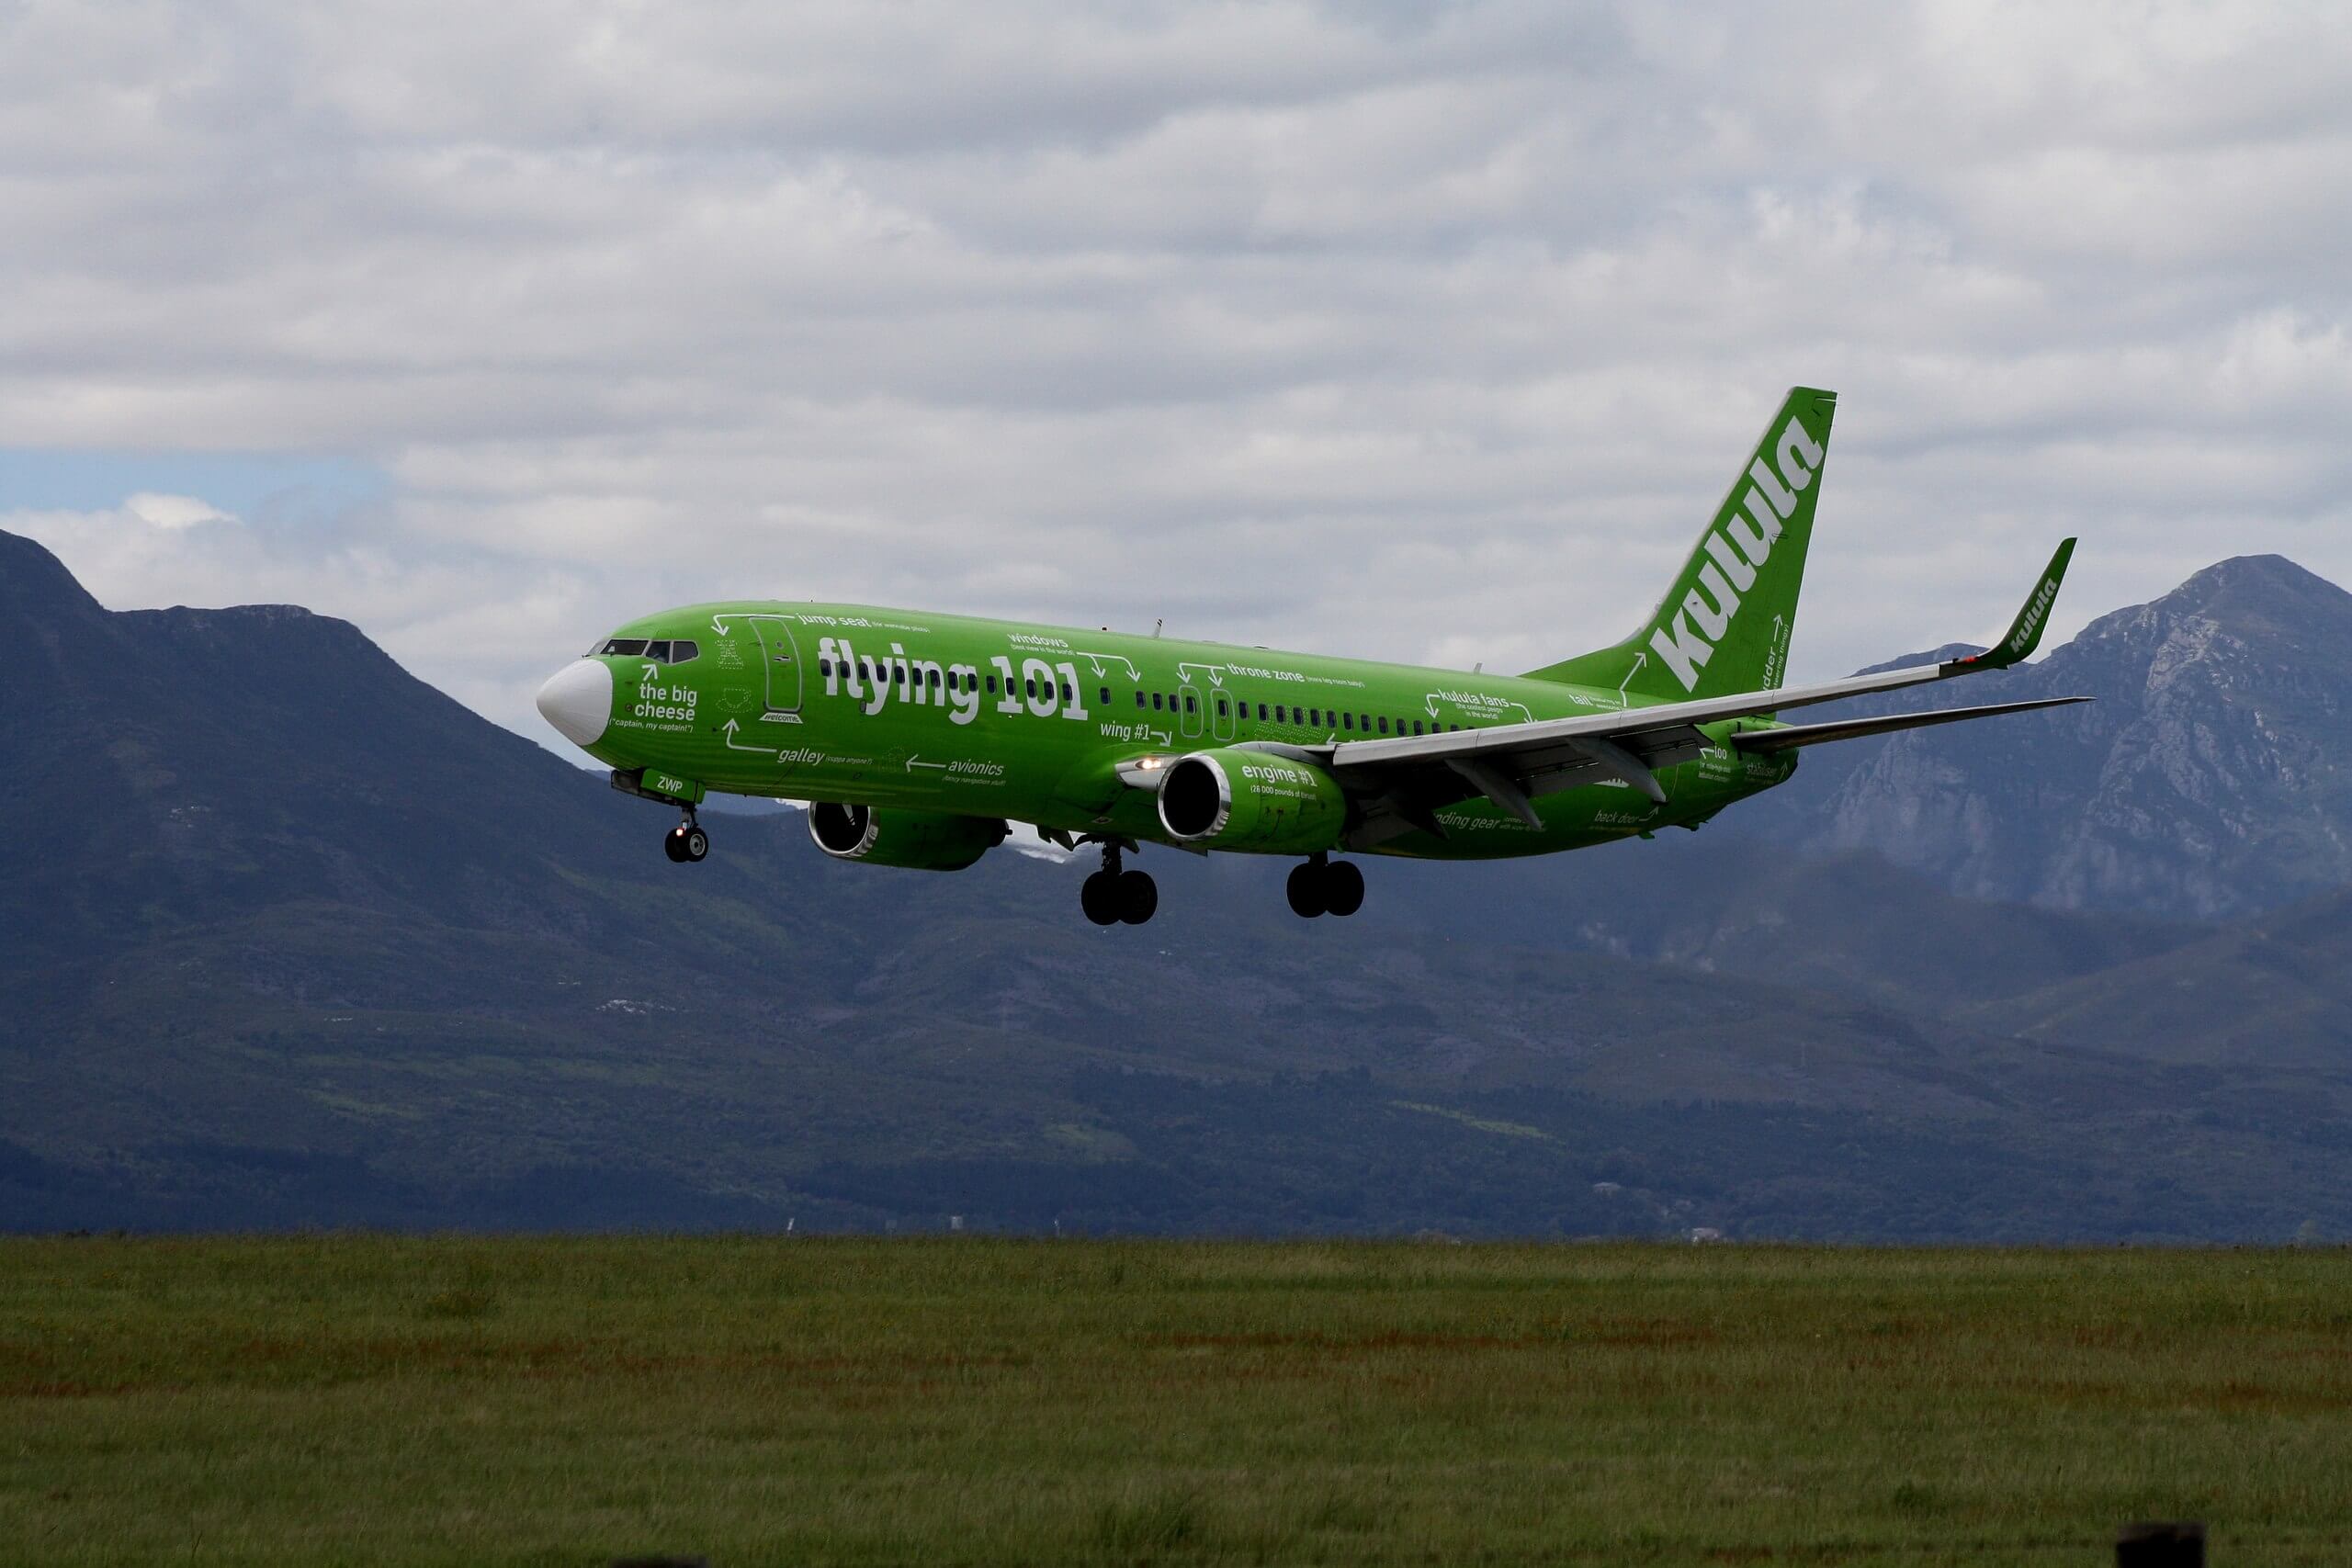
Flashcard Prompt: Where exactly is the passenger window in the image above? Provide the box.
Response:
[894,665,906,684]
[986,673,997,694]
[1152,693,1163,710]
[1184,692,1196,714]
[1216,696,1228,716]
[1360,714,1370,731]
[1342,713,1352,730]
[819,658,832,677]
[1413,720,1424,735]
[1258,703,1269,720]
[1377,716,1389,734]
[1025,678,1037,698]
[1101,686,1111,705]
[672,640,698,663]
[1135,691,1145,707]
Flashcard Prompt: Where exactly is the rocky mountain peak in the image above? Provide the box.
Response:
[2060,554,2352,677]
[1740,551,2352,921]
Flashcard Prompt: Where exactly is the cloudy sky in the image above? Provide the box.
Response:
[6,0,2350,739]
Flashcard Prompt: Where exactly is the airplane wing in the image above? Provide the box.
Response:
[1724,694,2090,754]
[1238,539,2084,843]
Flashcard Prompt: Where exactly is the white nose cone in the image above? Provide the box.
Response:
[536,659,614,748]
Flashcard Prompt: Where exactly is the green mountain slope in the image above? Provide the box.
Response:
[1978,886,2352,1074]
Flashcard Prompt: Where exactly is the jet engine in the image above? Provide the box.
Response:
[1155,748,1349,853]
[808,804,1009,871]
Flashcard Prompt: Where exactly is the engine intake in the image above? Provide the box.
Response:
[808,804,1007,871]
[1156,749,1348,853]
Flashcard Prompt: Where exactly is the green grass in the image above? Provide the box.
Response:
[3,1239,2348,1565]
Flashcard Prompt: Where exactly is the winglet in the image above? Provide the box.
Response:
[1953,537,2075,671]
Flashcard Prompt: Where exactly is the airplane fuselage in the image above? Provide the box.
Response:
[548,600,1797,860]
[535,389,2084,925]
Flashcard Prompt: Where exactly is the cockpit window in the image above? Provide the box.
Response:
[642,640,673,662]
[600,637,650,657]
[670,639,699,663]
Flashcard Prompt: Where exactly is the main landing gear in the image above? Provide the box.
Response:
[662,808,709,864]
[1286,852,1363,919]
[1080,840,1157,927]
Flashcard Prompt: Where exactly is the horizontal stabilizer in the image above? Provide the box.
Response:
[1731,695,2092,754]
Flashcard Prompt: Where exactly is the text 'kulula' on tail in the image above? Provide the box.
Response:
[1523,386,1837,704]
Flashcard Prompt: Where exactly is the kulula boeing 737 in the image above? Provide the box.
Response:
[536,388,2084,924]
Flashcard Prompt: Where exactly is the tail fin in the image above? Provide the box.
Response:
[1524,387,1837,703]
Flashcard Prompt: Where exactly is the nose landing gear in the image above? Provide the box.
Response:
[663,809,709,863]
[1080,839,1156,926]
[1286,853,1363,919]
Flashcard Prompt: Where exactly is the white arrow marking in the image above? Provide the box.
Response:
[905,755,948,772]
[1073,650,1141,680]
[640,662,662,683]
[1175,661,1225,687]
[720,718,779,757]
[1615,651,1648,706]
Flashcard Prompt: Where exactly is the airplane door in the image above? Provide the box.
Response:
[1211,688,1236,741]
[1179,685,1204,740]
[752,619,804,722]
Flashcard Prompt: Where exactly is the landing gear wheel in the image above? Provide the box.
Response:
[1080,871,1121,926]
[1286,863,1327,919]
[667,823,708,863]
[682,825,709,863]
[664,827,688,863]
[1321,859,1364,917]
[1116,869,1159,925]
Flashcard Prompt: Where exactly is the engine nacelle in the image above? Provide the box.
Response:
[1155,748,1349,853]
[808,803,1008,871]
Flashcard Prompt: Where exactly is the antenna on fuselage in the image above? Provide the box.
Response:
[1153,618,1163,638]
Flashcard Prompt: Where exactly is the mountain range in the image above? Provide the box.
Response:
[6,527,2350,1240]
[1728,554,2352,920]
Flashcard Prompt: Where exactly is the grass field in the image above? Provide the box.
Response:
[2,1239,2347,1565]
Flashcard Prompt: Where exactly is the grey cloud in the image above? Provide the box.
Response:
[4,0,2351,739]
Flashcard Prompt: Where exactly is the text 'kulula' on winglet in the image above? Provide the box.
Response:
[1950,537,2076,671]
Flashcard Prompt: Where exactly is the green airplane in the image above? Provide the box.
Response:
[537,387,2085,925]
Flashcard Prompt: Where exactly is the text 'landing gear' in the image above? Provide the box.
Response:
[1080,840,1156,926]
[1286,854,1363,919]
